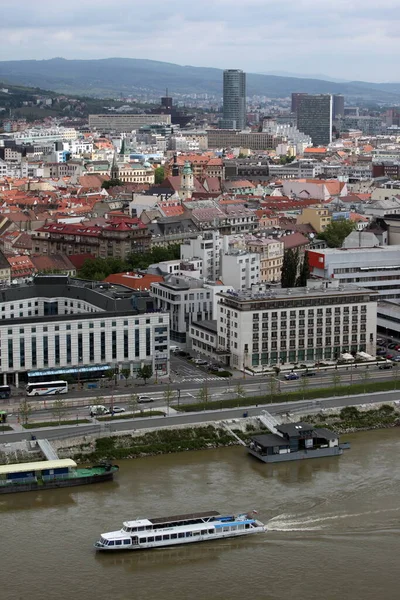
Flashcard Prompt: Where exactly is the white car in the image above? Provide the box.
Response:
[111,406,126,413]
[192,358,208,365]
[138,395,154,403]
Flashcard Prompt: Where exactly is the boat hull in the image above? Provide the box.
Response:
[94,526,265,551]
[247,446,343,463]
[0,471,116,495]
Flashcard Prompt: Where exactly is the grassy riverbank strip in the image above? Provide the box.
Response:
[23,419,91,429]
[71,404,400,463]
[177,380,400,412]
[97,411,165,421]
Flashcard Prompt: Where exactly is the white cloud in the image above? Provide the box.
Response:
[0,0,399,81]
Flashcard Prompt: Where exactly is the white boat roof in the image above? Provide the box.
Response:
[123,519,153,528]
[0,459,76,475]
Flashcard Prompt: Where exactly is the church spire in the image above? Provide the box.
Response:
[110,152,119,180]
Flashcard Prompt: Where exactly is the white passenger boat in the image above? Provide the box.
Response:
[94,510,265,551]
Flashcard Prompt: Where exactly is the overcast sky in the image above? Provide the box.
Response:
[0,0,398,82]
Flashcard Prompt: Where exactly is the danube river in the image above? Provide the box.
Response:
[2,428,400,600]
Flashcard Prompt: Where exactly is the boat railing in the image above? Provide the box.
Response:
[0,477,38,486]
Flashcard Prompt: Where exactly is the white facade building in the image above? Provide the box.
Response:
[180,231,222,282]
[216,281,377,371]
[0,276,169,386]
[220,250,260,290]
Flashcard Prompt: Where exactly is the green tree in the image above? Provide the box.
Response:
[268,376,278,401]
[137,364,153,385]
[197,384,210,404]
[296,253,310,287]
[120,368,131,386]
[154,166,165,185]
[163,385,175,414]
[331,372,342,394]
[127,393,138,415]
[317,219,356,248]
[358,369,371,393]
[101,178,122,189]
[235,383,246,404]
[299,375,310,400]
[105,369,116,387]
[52,398,66,425]
[281,248,299,288]
[19,398,32,426]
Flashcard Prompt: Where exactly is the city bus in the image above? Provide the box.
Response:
[26,381,68,397]
[0,385,11,399]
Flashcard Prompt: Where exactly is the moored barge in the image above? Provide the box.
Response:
[0,459,118,494]
[248,421,350,463]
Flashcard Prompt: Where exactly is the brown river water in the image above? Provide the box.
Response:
[1,428,400,600]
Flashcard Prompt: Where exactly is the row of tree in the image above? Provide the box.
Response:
[78,244,181,281]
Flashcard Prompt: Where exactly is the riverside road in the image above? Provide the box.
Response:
[2,389,400,443]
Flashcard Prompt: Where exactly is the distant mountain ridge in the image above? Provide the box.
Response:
[0,57,399,103]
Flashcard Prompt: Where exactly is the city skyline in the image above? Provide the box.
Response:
[0,0,399,82]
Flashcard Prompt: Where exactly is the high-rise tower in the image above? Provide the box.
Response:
[297,94,333,146]
[222,69,246,130]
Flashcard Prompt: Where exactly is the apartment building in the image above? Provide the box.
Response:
[207,130,280,150]
[215,281,377,371]
[297,206,331,233]
[220,250,260,290]
[32,219,151,259]
[246,238,284,282]
[0,276,170,386]
[118,163,155,185]
[88,114,171,133]
[180,231,221,281]
[150,275,214,344]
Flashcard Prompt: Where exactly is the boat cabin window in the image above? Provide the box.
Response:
[148,537,154,543]
[108,541,115,546]
[155,536,162,542]
[123,540,130,545]
[208,529,214,534]
[163,535,170,541]
[178,532,185,538]
[140,538,146,543]
[245,524,250,529]
[171,534,177,539]
[201,530,207,535]
[186,532,192,537]
[138,526,145,531]
[115,540,122,546]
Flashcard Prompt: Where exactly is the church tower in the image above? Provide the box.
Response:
[179,160,194,201]
[110,152,119,180]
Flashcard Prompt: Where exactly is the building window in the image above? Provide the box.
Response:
[20,339,25,368]
[55,335,60,365]
[124,330,129,359]
[78,333,83,362]
[112,331,117,360]
[146,329,151,356]
[100,332,106,361]
[66,334,71,364]
[135,330,140,357]
[31,337,37,367]
[8,339,13,369]
[43,337,48,366]
[89,332,95,362]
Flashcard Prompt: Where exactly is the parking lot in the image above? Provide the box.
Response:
[170,354,230,382]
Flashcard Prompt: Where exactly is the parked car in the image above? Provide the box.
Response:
[379,362,393,370]
[138,395,154,403]
[111,406,126,413]
[393,356,400,362]
[376,338,384,345]
[395,345,400,351]
[377,349,386,355]
[177,350,191,358]
[388,343,397,349]
[386,354,394,360]
[192,358,208,365]
[284,372,300,380]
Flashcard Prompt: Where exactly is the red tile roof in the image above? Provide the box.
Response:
[104,272,164,290]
